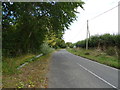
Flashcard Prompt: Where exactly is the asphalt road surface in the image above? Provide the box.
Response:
[48,49,119,89]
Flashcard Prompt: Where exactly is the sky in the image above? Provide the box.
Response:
[63,0,120,43]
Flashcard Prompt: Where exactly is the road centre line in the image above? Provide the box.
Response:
[77,63,117,89]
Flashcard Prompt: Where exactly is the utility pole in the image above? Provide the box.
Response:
[118,2,120,61]
[86,20,89,50]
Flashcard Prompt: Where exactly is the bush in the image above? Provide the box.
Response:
[106,47,115,56]
[75,34,120,49]
[84,52,90,55]
[40,43,54,55]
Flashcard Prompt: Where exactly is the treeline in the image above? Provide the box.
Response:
[2,2,84,57]
[75,34,120,50]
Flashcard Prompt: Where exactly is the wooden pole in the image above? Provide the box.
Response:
[86,20,89,50]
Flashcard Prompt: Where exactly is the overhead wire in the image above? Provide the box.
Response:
[72,2,120,43]
[87,3,120,40]
[89,3,120,21]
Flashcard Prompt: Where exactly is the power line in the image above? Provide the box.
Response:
[85,3,120,49]
[89,3,120,21]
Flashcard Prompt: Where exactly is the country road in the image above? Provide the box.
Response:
[48,49,119,89]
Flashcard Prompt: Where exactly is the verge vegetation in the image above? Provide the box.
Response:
[3,52,52,88]
[67,34,120,69]
[67,48,119,69]
[2,2,84,88]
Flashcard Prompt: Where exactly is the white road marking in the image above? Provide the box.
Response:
[77,63,117,89]
[79,56,118,71]
[66,49,118,71]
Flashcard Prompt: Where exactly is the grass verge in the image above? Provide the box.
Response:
[67,48,119,69]
[2,53,52,88]
[3,54,35,75]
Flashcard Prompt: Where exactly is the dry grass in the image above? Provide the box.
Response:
[67,48,119,69]
[2,54,35,75]
[2,54,52,88]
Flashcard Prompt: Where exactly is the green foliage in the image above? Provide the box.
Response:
[2,59,17,74]
[89,35,100,47]
[45,31,58,48]
[114,35,120,49]
[55,39,66,48]
[67,48,119,69]
[66,42,74,48]
[40,43,54,55]
[2,54,35,75]
[75,40,86,48]
[17,82,25,88]
[105,47,116,56]
[75,34,120,50]
[2,2,84,57]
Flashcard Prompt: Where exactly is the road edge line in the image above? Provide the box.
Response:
[77,63,117,89]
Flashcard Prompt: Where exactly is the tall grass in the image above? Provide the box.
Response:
[2,54,35,75]
[67,48,119,69]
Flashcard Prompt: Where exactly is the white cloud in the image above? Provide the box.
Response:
[63,0,119,43]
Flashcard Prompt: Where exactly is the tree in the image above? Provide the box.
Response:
[66,42,73,48]
[44,31,58,48]
[2,2,84,56]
